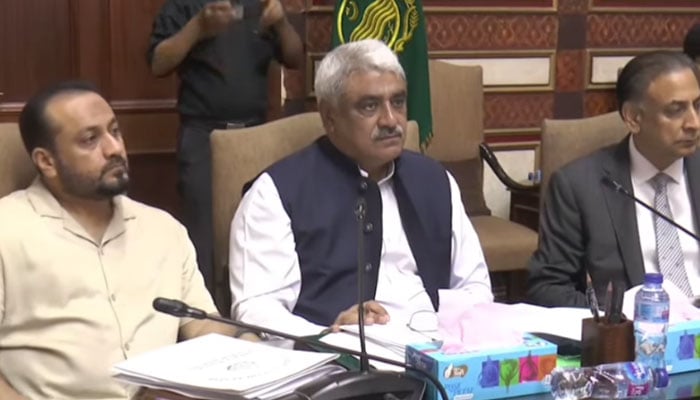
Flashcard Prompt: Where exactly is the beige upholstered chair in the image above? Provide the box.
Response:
[539,111,628,196]
[426,60,539,301]
[210,112,420,312]
[0,123,35,198]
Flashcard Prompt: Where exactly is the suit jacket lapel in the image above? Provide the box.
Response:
[601,136,645,286]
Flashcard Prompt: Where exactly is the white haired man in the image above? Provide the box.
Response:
[229,39,493,336]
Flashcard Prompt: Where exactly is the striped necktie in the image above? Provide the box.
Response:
[650,172,693,297]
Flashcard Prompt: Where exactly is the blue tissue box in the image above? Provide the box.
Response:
[666,319,700,374]
[406,334,557,400]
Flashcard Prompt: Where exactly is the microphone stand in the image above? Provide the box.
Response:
[354,197,370,372]
[603,175,700,242]
[153,298,448,400]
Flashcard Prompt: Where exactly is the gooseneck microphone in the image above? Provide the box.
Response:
[152,298,448,400]
[602,174,700,242]
[354,196,370,372]
[153,298,207,319]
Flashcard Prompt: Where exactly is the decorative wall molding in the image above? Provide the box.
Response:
[585,48,675,89]
[0,102,24,115]
[486,140,540,151]
[485,127,541,143]
[306,0,558,12]
[588,55,633,88]
[433,50,555,92]
[305,50,556,96]
[110,99,178,112]
[589,0,700,12]
[304,52,325,97]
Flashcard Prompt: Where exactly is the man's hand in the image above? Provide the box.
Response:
[330,301,390,332]
[260,0,286,30]
[198,1,237,38]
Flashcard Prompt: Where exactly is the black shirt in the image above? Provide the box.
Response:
[148,0,282,120]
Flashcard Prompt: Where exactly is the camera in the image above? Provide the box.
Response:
[230,0,263,20]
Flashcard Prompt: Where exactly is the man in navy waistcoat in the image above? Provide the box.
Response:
[229,39,493,336]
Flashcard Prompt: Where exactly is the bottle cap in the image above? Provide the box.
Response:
[654,368,669,388]
[644,273,663,285]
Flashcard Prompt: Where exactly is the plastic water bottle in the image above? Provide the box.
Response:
[549,362,659,400]
[634,272,670,388]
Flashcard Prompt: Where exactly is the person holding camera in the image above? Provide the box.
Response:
[147,0,303,293]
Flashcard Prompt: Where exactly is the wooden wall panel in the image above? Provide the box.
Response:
[114,107,179,153]
[0,0,74,103]
[0,0,181,218]
[108,0,177,100]
[106,0,180,214]
[0,0,295,220]
[127,152,181,221]
[70,0,111,90]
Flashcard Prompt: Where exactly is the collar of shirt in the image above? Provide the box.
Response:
[629,136,685,187]
[358,162,396,186]
[25,177,136,244]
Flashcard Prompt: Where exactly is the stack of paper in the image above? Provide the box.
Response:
[503,303,595,341]
[112,334,344,400]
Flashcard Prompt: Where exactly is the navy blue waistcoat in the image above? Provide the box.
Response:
[266,136,452,326]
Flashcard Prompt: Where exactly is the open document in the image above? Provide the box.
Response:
[112,334,344,400]
[320,324,434,372]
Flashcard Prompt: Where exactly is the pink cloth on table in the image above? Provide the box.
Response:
[437,291,523,354]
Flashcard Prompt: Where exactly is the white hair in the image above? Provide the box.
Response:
[314,39,406,105]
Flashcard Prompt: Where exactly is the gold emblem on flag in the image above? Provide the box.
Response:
[335,0,418,55]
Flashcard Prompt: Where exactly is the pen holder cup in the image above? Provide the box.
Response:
[581,317,635,367]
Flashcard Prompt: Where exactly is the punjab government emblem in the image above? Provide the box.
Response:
[335,0,419,55]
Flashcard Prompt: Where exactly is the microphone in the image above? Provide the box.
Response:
[354,196,370,372]
[153,298,207,319]
[153,298,448,400]
[602,175,700,242]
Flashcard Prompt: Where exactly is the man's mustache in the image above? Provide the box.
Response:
[101,157,128,175]
[372,127,404,140]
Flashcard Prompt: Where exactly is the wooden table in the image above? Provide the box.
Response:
[137,368,700,400]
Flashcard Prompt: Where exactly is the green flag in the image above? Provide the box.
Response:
[331,0,433,149]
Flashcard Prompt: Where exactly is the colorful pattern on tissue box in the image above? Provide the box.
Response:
[666,319,700,374]
[406,334,556,400]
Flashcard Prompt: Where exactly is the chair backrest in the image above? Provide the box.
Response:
[424,61,490,216]
[540,111,628,194]
[210,111,419,309]
[0,123,36,198]
[425,61,484,161]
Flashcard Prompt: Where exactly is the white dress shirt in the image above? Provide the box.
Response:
[629,138,700,296]
[229,166,493,336]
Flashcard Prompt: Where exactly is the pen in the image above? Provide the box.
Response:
[585,273,600,322]
[603,281,614,324]
[608,280,625,324]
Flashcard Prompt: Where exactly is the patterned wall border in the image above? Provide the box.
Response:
[585,47,675,89]
[432,50,556,93]
[305,0,557,13]
[306,50,556,96]
[589,0,700,12]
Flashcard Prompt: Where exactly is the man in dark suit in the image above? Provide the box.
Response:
[528,51,700,307]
